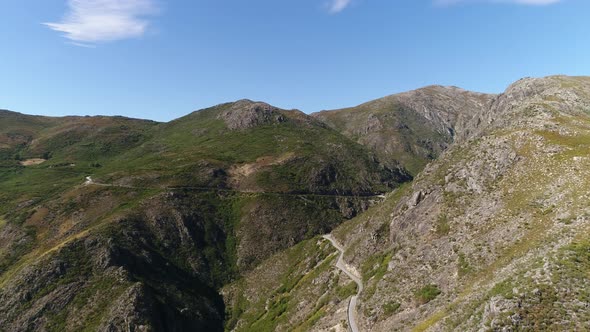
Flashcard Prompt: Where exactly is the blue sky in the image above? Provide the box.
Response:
[0,0,588,121]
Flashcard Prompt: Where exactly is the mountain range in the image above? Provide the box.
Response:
[1,75,589,331]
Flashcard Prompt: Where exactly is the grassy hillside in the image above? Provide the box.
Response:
[0,100,408,331]
[90,100,408,194]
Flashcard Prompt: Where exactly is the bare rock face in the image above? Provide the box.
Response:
[216,100,288,130]
[98,283,154,332]
[408,190,426,208]
[364,114,384,134]
[394,85,496,141]
[499,76,590,113]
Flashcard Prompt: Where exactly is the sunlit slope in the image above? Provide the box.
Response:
[0,99,409,331]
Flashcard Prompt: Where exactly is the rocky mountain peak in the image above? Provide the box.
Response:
[478,76,590,134]
[216,100,289,130]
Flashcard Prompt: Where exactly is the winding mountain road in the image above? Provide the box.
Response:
[323,234,363,332]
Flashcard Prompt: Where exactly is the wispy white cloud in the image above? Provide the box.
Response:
[435,0,562,5]
[68,41,97,48]
[327,0,352,13]
[44,0,158,45]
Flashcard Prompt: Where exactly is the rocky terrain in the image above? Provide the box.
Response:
[313,86,495,175]
[2,75,590,331]
[224,75,590,331]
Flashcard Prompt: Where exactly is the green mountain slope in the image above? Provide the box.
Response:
[0,100,413,331]
[97,99,409,194]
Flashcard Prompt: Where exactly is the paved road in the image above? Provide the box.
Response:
[82,177,387,199]
[323,234,363,332]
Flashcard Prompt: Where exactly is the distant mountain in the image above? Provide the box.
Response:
[312,86,495,175]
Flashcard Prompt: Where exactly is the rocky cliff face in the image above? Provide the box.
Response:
[0,190,227,331]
